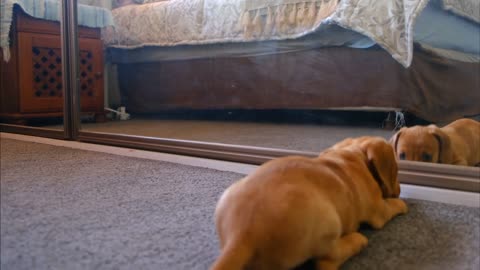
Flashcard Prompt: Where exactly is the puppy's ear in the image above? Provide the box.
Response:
[361,139,400,198]
[333,138,355,150]
[427,125,453,164]
[388,128,404,156]
[320,138,354,156]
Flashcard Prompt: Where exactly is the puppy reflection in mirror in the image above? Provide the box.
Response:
[390,118,480,166]
[211,137,406,270]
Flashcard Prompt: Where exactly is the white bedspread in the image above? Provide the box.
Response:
[104,0,435,67]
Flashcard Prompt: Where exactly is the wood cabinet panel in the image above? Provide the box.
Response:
[0,10,104,124]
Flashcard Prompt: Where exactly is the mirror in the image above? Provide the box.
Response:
[73,0,478,168]
[0,5,65,132]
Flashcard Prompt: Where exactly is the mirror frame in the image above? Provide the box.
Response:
[77,131,480,193]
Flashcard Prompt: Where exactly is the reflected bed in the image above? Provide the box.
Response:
[105,0,480,123]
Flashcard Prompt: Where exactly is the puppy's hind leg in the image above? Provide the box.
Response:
[315,232,368,270]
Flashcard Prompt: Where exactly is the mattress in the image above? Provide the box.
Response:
[107,24,372,63]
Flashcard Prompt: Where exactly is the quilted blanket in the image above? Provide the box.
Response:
[105,0,339,48]
[105,0,436,67]
[442,0,479,23]
[329,0,430,68]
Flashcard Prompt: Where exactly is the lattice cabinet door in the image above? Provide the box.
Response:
[17,32,104,113]
[78,38,104,113]
[18,33,63,112]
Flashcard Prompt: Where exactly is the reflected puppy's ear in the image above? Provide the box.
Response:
[427,125,452,164]
[389,128,404,156]
[360,138,400,198]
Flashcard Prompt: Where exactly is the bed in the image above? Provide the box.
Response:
[103,0,480,123]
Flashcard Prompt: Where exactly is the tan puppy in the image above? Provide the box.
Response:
[390,118,480,166]
[211,137,407,270]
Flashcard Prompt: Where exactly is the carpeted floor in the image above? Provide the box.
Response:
[1,139,479,270]
[79,119,394,152]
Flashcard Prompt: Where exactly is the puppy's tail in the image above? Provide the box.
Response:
[210,240,253,270]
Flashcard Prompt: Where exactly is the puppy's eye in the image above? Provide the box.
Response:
[422,153,432,162]
[399,153,406,160]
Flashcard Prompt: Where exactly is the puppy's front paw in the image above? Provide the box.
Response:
[388,198,408,215]
[398,199,408,214]
[355,233,369,249]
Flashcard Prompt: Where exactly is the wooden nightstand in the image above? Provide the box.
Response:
[0,8,105,125]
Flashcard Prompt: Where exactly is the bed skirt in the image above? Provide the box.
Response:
[114,45,479,123]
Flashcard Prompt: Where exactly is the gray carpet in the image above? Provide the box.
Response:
[79,119,394,152]
[1,139,479,270]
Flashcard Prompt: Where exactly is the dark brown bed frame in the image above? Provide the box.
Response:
[112,45,480,123]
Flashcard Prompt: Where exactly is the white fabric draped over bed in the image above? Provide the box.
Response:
[442,0,479,23]
[242,0,337,38]
[105,0,340,48]
[104,0,437,67]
